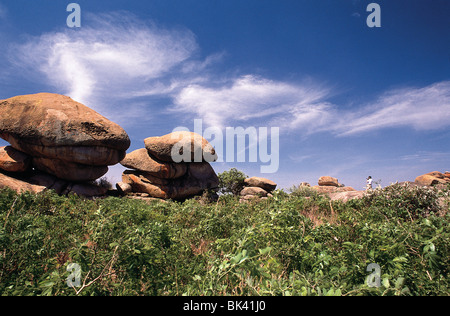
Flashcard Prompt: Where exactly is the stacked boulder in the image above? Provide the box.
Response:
[311,176,356,194]
[240,177,277,202]
[0,93,130,197]
[117,132,219,200]
[309,176,365,202]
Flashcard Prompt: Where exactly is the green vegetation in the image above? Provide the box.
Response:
[0,182,448,296]
[217,168,248,196]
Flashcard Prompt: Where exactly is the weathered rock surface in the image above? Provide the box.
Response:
[0,146,31,173]
[318,176,340,187]
[0,171,46,194]
[122,162,219,200]
[120,148,187,179]
[415,171,450,186]
[0,93,130,166]
[244,177,277,192]
[239,176,277,203]
[0,170,109,197]
[0,93,130,195]
[32,157,109,182]
[310,176,354,196]
[240,186,268,197]
[116,182,132,195]
[144,132,217,163]
[122,133,219,200]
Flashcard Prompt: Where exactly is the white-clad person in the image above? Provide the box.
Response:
[366,176,373,191]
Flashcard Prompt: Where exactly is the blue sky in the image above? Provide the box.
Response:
[0,0,449,190]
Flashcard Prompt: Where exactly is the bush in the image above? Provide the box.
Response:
[217,168,248,196]
[362,183,441,221]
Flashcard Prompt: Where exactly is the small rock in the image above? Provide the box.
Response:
[240,187,268,197]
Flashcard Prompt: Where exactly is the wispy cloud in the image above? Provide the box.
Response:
[171,73,450,137]
[6,10,450,138]
[400,151,450,163]
[8,12,200,122]
[171,74,333,129]
[336,81,450,136]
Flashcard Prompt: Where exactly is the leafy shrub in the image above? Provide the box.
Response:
[217,168,248,196]
[0,184,448,296]
[362,183,441,221]
[289,185,321,199]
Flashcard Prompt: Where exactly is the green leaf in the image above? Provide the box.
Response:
[394,277,405,290]
[258,247,272,255]
[393,256,408,263]
[382,277,390,288]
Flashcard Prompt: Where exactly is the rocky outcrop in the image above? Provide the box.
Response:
[415,171,450,186]
[300,176,364,202]
[318,176,340,187]
[311,176,355,194]
[118,133,219,200]
[0,93,130,180]
[239,177,277,202]
[0,93,130,197]
[0,170,109,197]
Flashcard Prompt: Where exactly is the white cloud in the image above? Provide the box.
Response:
[9,12,199,118]
[6,10,450,138]
[335,81,450,135]
[171,74,450,137]
[400,151,450,163]
[172,75,333,130]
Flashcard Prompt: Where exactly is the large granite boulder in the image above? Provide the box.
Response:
[0,92,130,197]
[144,131,217,163]
[0,93,130,170]
[120,148,187,179]
[318,176,340,187]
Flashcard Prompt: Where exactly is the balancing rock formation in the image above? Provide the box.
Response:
[306,176,365,202]
[0,93,130,197]
[239,177,277,202]
[117,132,219,200]
[311,176,356,194]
